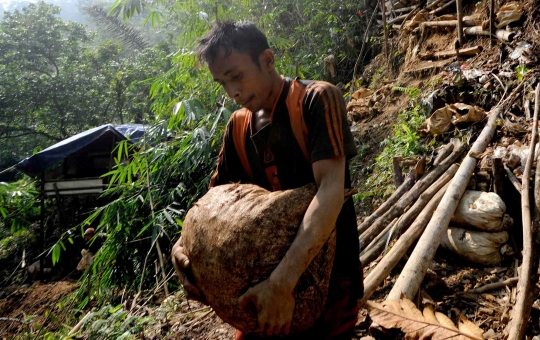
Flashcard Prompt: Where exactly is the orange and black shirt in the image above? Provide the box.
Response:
[210,77,362,298]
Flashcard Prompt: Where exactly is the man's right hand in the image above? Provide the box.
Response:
[171,237,207,304]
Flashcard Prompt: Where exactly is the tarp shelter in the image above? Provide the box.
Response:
[16,123,146,178]
[13,123,146,279]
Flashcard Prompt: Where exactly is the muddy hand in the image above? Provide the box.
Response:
[239,278,294,336]
[171,237,207,304]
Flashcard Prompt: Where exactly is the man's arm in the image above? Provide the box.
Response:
[239,155,345,336]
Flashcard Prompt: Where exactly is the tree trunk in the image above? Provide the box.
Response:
[387,107,502,301]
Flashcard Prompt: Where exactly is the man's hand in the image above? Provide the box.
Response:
[239,277,295,336]
[171,237,207,304]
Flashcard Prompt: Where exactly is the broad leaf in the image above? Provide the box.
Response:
[365,298,484,340]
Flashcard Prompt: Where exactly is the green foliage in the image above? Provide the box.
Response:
[0,179,39,233]
[73,95,227,304]
[0,2,171,165]
[355,92,429,204]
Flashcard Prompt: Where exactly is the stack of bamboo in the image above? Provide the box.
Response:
[359,83,540,339]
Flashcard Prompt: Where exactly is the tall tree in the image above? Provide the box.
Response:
[0,1,168,167]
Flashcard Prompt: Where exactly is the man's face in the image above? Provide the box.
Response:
[208,49,274,113]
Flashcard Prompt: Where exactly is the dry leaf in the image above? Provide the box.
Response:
[365,298,485,340]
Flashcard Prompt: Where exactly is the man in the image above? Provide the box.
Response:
[172,20,362,339]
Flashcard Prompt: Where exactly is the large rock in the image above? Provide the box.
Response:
[182,183,336,335]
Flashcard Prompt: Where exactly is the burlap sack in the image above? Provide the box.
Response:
[182,183,336,335]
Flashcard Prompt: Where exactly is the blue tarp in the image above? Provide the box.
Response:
[15,124,146,177]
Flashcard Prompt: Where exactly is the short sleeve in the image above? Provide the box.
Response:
[303,81,357,163]
[209,114,250,187]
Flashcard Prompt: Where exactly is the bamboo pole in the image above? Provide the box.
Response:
[358,169,415,235]
[429,0,456,15]
[419,17,482,28]
[505,84,540,340]
[433,142,455,166]
[504,164,523,193]
[359,143,466,251]
[361,218,398,263]
[359,182,450,306]
[387,107,502,301]
[361,163,459,266]
[426,0,448,11]
[464,26,515,42]
[467,277,518,294]
[418,46,483,60]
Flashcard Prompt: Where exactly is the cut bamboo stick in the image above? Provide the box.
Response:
[419,46,483,60]
[429,0,456,15]
[419,16,482,28]
[504,164,522,193]
[466,277,518,294]
[385,5,415,16]
[433,142,455,166]
[387,12,410,25]
[387,107,502,301]
[464,26,515,42]
[426,0,448,11]
[357,169,415,235]
[361,218,399,262]
[359,182,450,306]
[505,83,540,340]
[361,163,459,266]
[359,143,466,251]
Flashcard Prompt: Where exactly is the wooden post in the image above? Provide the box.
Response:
[505,84,540,340]
[456,0,464,46]
[381,0,389,58]
[490,0,495,47]
[387,107,502,301]
[40,172,45,282]
[53,183,68,231]
[492,157,505,198]
[393,156,403,187]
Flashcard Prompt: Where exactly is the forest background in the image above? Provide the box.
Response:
[0,0,387,325]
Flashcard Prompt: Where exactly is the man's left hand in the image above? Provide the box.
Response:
[238,278,295,336]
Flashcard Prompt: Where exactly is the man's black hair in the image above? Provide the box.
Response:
[196,20,270,66]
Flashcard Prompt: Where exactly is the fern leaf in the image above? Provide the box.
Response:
[365,298,485,340]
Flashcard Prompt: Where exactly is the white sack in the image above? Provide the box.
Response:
[451,190,508,231]
[441,227,508,266]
